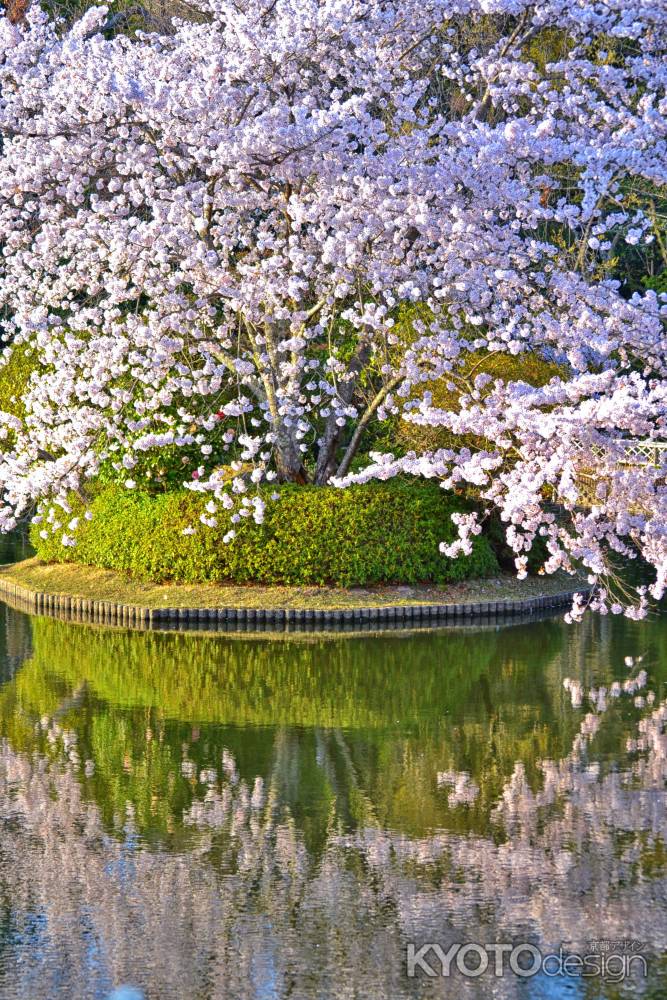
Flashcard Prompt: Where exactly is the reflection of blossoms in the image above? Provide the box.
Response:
[0,609,660,998]
[564,662,649,709]
[334,679,667,994]
[0,741,313,1000]
[436,770,479,806]
[0,665,665,999]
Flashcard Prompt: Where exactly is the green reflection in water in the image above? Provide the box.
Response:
[1,612,666,848]
[0,608,666,1000]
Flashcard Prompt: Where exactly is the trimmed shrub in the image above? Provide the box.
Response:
[32,480,498,587]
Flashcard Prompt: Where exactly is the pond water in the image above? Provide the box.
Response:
[0,603,665,1000]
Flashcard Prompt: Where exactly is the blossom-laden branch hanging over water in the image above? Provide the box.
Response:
[0,0,666,615]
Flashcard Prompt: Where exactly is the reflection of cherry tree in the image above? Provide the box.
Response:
[0,733,419,1000]
[2,612,584,839]
[335,680,667,988]
[1,672,667,999]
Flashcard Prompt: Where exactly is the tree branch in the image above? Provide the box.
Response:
[334,374,403,480]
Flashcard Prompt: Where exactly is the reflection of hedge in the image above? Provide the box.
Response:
[0,615,571,843]
[32,480,497,586]
[12,618,510,728]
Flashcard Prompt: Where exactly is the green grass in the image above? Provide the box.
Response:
[0,558,583,611]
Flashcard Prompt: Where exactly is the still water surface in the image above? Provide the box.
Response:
[0,600,665,999]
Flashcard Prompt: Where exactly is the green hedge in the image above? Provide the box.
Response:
[31,480,498,587]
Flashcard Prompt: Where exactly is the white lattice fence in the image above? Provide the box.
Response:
[570,438,667,507]
[571,438,667,467]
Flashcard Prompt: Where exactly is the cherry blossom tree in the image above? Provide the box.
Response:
[0,0,666,614]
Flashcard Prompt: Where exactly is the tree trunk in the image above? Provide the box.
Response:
[314,418,343,485]
[313,339,373,485]
[274,430,309,484]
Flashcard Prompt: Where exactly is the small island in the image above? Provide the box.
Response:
[0,555,587,628]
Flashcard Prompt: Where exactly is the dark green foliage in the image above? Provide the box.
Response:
[644,271,667,295]
[484,511,548,574]
[32,480,498,587]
